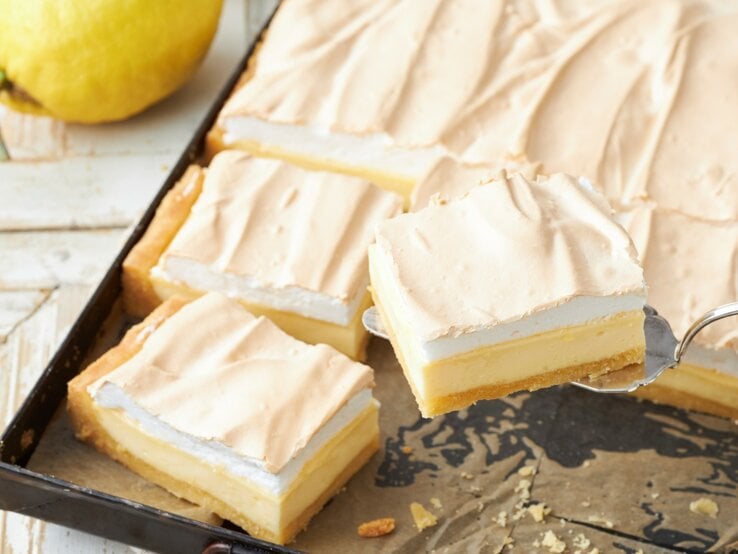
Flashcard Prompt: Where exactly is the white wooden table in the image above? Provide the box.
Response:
[0,2,275,551]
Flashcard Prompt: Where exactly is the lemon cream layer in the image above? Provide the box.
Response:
[77,293,378,543]
[622,206,738,418]
[147,152,401,358]
[93,383,374,497]
[369,173,646,416]
[215,0,738,221]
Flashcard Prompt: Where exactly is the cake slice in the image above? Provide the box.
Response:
[368,172,647,417]
[621,206,738,419]
[123,150,402,360]
[68,293,379,545]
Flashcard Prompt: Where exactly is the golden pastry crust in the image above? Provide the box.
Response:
[121,166,205,318]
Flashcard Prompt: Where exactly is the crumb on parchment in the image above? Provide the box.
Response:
[541,530,566,553]
[401,445,413,454]
[357,517,396,538]
[495,511,508,527]
[587,514,614,528]
[689,498,719,518]
[430,497,442,509]
[528,502,551,522]
[518,465,536,477]
[493,536,515,554]
[572,533,590,550]
[515,478,532,500]
[410,502,438,531]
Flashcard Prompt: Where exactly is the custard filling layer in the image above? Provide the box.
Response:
[91,397,379,537]
[417,310,646,399]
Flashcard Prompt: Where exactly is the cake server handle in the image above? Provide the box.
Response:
[674,301,738,363]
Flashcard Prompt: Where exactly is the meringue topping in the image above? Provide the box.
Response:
[89,293,375,473]
[373,173,646,342]
[219,0,738,221]
[620,205,738,352]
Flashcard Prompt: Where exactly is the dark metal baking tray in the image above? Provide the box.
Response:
[3,4,738,553]
[0,7,293,554]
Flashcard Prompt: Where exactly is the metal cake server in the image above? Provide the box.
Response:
[361,302,738,394]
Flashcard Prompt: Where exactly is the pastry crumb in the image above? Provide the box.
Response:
[587,515,614,528]
[518,465,536,476]
[430,497,442,509]
[430,192,449,206]
[460,471,474,480]
[495,511,508,527]
[410,502,438,531]
[401,445,413,454]
[541,530,566,553]
[572,533,591,550]
[533,539,541,547]
[689,498,719,518]
[528,503,551,522]
[469,485,483,494]
[515,478,532,500]
[582,460,591,468]
[651,492,660,499]
[357,517,396,538]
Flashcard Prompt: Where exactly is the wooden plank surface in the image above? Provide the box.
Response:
[0,1,273,552]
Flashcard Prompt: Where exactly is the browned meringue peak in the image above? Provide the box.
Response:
[620,205,738,351]
[90,293,375,473]
[220,0,738,221]
[410,155,542,211]
[374,172,646,342]
[162,151,402,303]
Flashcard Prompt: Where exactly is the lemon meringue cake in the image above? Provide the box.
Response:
[208,0,738,219]
[622,206,738,420]
[369,172,647,417]
[68,293,379,545]
[123,150,402,360]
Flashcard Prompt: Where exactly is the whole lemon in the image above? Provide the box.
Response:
[0,0,223,123]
